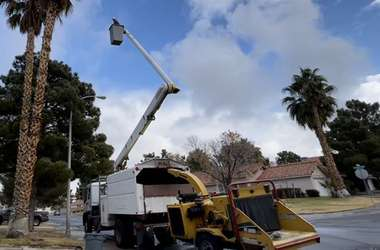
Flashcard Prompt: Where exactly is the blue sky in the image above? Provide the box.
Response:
[1,0,380,165]
[56,0,380,92]
[318,0,380,65]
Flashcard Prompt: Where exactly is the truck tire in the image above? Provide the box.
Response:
[114,218,135,249]
[83,213,92,233]
[33,217,41,226]
[154,227,174,246]
[196,233,222,250]
[137,226,155,250]
[84,218,93,233]
[0,216,3,225]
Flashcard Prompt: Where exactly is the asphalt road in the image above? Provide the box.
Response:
[50,205,380,250]
[304,204,380,250]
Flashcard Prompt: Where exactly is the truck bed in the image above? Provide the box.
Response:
[105,167,192,215]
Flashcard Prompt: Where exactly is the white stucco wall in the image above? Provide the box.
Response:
[273,177,314,191]
[272,168,331,197]
[203,168,333,197]
[206,184,218,193]
[311,168,331,196]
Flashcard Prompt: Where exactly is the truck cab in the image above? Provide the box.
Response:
[83,178,106,232]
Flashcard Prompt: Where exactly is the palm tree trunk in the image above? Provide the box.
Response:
[28,181,37,232]
[8,28,35,237]
[27,0,58,151]
[312,106,349,197]
[26,0,58,206]
[8,3,58,237]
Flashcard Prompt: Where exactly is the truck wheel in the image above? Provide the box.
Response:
[196,234,222,250]
[84,218,93,233]
[154,227,174,246]
[0,216,3,225]
[33,217,41,226]
[114,218,135,248]
[137,227,155,250]
[83,212,92,233]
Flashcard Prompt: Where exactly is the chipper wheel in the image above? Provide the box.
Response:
[196,233,223,250]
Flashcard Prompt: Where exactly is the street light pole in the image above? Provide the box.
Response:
[65,95,106,237]
[65,110,72,236]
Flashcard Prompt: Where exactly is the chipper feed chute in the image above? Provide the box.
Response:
[228,181,320,250]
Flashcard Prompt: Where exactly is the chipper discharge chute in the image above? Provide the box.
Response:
[166,169,320,250]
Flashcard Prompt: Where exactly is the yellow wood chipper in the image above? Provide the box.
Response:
[167,169,320,250]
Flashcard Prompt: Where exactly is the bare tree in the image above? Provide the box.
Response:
[187,131,266,190]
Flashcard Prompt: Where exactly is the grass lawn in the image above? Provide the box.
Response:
[0,224,83,249]
[283,196,380,214]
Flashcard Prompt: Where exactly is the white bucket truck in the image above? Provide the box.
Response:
[83,19,184,248]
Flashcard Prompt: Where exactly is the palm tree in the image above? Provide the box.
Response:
[18,0,72,231]
[6,0,73,236]
[1,0,43,235]
[25,0,73,175]
[282,68,349,197]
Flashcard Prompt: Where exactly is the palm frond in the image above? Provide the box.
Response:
[282,67,337,130]
[1,0,44,35]
[7,12,21,29]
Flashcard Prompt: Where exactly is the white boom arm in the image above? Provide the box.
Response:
[114,83,179,170]
[113,23,180,171]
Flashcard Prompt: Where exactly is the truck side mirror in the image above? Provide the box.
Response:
[109,21,124,46]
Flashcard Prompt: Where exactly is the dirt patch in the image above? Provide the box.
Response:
[283,196,380,214]
[0,225,83,249]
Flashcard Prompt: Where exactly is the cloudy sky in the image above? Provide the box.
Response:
[1,0,380,166]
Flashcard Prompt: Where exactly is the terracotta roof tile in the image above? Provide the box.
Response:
[192,171,216,186]
[258,158,323,181]
[192,163,264,186]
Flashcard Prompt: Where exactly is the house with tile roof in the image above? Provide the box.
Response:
[257,158,331,197]
[193,157,332,197]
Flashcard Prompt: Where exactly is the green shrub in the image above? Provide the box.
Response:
[306,189,320,197]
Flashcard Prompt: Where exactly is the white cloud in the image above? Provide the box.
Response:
[95,0,372,166]
[188,0,235,19]
[227,0,370,100]
[96,89,193,165]
[1,0,373,169]
[158,30,271,115]
[369,0,380,8]
[97,89,321,166]
[353,74,380,103]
